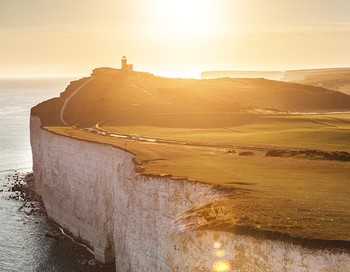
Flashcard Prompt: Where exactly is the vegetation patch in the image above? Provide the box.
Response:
[266,149,350,161]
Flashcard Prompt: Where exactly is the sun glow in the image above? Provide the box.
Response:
[213,260,232,272]
[154,0,215,38]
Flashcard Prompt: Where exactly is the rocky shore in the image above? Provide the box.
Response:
[5,172,46,216]
[2,171,115,272]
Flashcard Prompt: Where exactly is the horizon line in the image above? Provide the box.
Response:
[1,65,350,80]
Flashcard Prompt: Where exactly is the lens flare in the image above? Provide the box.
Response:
[213,242,222,249]
[215,249,226,258]
[213,260,231,272]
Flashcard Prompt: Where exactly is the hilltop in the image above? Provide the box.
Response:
[32,68,350,126]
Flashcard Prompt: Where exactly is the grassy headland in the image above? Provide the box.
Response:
[33,68,350,244]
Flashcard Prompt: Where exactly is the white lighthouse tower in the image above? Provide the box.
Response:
[121,56,133,71]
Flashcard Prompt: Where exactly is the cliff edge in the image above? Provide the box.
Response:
[30,68,350,271]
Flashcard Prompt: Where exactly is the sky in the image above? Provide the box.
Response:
[1,0,350,78]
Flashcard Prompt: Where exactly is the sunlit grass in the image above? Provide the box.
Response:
[45,115,350,241]
[102,113,350,152]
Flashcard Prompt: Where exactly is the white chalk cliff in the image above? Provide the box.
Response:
[30,115,350,271]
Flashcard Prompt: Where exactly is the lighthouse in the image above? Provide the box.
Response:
[121,56,133,71]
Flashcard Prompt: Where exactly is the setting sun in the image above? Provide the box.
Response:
[153,0,215,38]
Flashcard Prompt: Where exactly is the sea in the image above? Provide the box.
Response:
[0,77,114,272]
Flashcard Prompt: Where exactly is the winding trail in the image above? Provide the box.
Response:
[60,77,95,126]
[60,75,150,126]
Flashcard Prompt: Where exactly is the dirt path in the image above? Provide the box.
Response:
[60,77,96,126]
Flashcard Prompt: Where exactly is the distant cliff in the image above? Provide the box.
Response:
[201,70,285,80]
[285,68,350,95]
[202,68,350,95]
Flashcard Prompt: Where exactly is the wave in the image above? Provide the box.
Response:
[0,167,31,174]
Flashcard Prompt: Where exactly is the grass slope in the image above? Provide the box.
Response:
[34,68,350,126]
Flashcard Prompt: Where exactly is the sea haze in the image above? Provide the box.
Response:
[0,77,113,271]
[0,78,67,171]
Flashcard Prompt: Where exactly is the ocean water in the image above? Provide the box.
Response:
[0,78,113,272]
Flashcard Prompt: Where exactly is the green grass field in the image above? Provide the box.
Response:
[47,112,350,242]
[101,113,350,152]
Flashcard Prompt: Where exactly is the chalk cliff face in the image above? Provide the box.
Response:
[30,116,219,269]
[30,116,350,272]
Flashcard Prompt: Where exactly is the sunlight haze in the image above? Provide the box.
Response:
[2,1,350,271]
[0,0,350,78]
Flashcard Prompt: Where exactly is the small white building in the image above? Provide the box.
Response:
[121,56,133,71]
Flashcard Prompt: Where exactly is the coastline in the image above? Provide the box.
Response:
[30,115,350,271]
[1,170,115,271]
